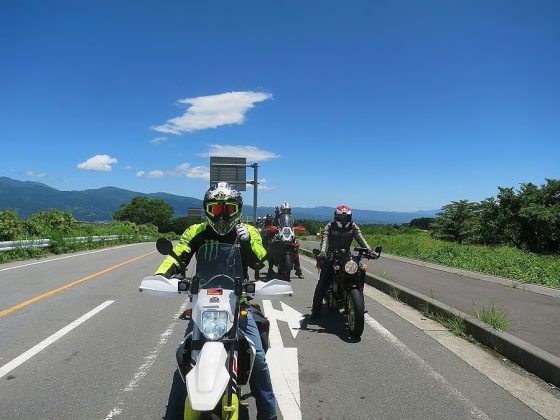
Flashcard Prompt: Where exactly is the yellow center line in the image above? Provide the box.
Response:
[0,251,156,319]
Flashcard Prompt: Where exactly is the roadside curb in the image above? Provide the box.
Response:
[379,252,560,299]
[299,248,560,388]
[301,240,560,299]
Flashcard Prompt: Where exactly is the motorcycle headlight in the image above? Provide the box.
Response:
[201,311,229,341]
[344,260,358,275]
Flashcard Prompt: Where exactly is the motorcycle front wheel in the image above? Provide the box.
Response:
[326,289,337,311]
[347,288,365,337]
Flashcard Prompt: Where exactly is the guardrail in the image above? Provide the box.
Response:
[0,235,144,252]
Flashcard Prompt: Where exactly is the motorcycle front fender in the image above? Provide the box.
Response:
[186,342,230,412]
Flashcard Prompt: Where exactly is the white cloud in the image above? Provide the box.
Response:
[186,166,210,179]
[198,144,280,162]
[152,91,272,134]
[147,170,165,178]
[136,170,164,178]
[77,155,118,172]
[125,165,133,170]
[170,163,210,180]
[25,171,46,178]
[247,178,273,191]
[150,136,167,144]
[136,164,210,180]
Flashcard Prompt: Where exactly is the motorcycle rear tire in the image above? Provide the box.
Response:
[347,288,365,337]
[282,253,292,282]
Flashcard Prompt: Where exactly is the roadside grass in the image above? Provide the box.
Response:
[0,222,159,264]
[388,286,401,301]
[418,300,466,336]
[362,228,560,289]
[472,302,510,332]
[435,313,467,336]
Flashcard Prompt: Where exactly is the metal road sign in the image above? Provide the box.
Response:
[187,207,202,219]
[210,157,247,191]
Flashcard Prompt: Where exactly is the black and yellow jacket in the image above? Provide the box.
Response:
[155,222,267,278]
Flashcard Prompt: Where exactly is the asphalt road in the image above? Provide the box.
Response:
[1,243,559,419]
[301,240,560,358]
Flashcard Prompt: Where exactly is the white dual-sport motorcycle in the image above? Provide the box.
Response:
[139,238,293,420]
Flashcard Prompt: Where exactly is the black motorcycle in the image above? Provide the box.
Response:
[314,246,382,337]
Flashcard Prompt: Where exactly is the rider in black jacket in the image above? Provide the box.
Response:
[309,205,371,321]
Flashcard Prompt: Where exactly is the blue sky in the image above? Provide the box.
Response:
[1,0,558,212]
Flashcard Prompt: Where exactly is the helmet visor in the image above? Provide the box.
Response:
[335,213,351,223]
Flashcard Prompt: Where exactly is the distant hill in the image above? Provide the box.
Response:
[0,177,202,222]
[0,177,438,224]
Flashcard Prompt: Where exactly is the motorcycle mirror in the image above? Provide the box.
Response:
[156,238,174,255]
[244,283,256,294]
[312,248,320,256]
[375,246,382,254]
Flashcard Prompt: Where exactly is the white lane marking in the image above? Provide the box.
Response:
[300,255,491,418]
[362,286,560,420]
[262,300,302,420]
[280,301,304,340]
[364,313,491,419]
[0,300,114,379]
[0,243,149,273]
[103,300,189,420]
[300,265,318,277]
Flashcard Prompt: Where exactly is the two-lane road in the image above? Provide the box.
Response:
[1,243,559,419]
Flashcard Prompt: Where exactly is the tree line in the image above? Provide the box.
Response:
[428,179,559,254]
[112,179,560,256]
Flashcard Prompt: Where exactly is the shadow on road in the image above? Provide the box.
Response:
[299,305,361,344]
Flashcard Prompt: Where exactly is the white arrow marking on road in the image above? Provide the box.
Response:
[262,300,303,420]
[280,301,305,340]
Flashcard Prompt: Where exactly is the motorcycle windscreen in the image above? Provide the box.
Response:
[277,214,294,228]
[195,243,243,290]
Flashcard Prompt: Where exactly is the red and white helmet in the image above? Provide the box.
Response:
[334,205,352,228]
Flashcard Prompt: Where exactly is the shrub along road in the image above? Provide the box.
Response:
[0,243,558,419]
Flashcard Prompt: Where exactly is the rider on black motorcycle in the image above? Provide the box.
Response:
[309,205,372,321]
[156,182,278,420]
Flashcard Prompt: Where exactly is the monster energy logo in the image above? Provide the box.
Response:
[203,240,221,260]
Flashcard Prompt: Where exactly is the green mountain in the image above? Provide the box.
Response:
[0,177,438,223]
[0,177,202,221]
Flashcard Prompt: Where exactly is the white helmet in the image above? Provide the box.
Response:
[280,202,291,214]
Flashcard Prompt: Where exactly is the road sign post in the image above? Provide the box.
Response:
[210,157,259,224]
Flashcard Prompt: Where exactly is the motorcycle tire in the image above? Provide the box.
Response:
[200,413,220,420]
[283,253,292,282]
[347,288,365,337]
[326,290,337,311]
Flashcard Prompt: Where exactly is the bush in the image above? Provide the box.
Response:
[0,210,22,241]
[25,210,77,237]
